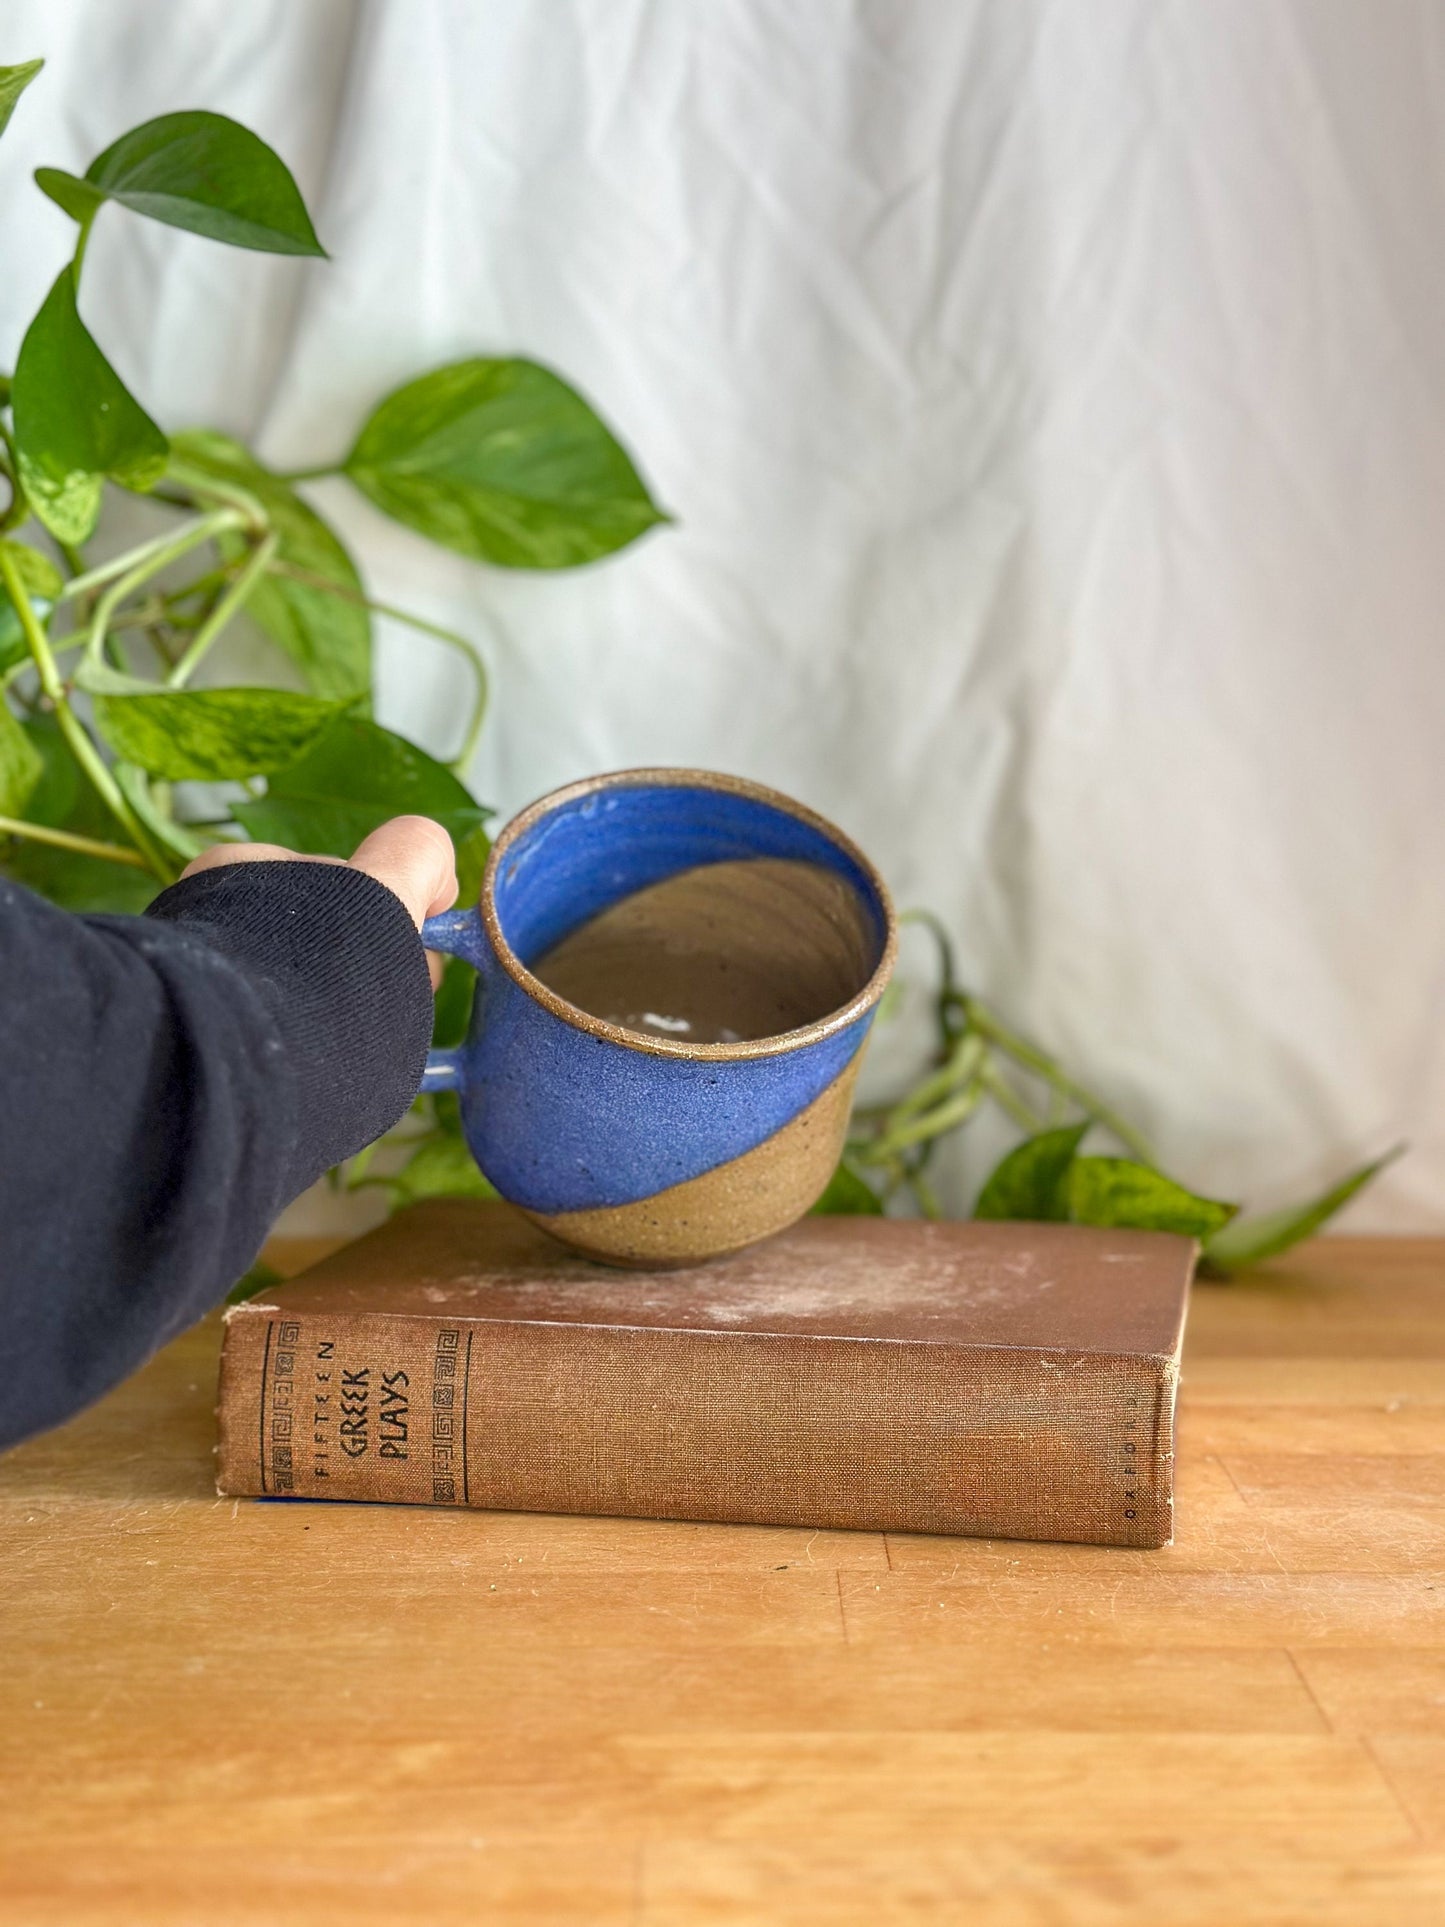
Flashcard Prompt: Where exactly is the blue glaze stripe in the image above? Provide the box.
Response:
[465,1007,872,1214]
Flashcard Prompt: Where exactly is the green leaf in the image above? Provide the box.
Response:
[0,606,26,679]
[113,763,208,861]
[37,111,324,256]
[431,955,476,1050]
[227,1261,283,1306]
[811,1159,885,1216]
[1202,1148,1404,1275]
[344,358,667,569]
[0,716,158,912]
[973,1122,1088,1222]
[11,267,168,544]
[429,1089,466,1137]
[0,540,63,602]
[93,687,342,780]
[1067,1157,1238,1241]
[169,431,370,700]
[0,698,43,813]
[33,168,103,225]
[387,1133,496,1207]
[454,820,491,906]
[11,715,78,821]
[0,59,43,140]
[232,714,490,857]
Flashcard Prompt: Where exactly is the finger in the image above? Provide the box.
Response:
[348,815,458,932]
[181,841,339,879]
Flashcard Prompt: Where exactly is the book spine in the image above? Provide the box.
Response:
[217,1304,1176,1547]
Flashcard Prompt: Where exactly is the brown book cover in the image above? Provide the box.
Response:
[216,1200,1194,1547]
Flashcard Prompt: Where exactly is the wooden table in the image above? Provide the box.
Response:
[3,1236,1444,1925]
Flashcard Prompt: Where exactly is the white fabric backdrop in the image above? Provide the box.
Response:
[2,0,1441,1231]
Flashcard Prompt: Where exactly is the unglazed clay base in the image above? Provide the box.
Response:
[524,1054,863,1265]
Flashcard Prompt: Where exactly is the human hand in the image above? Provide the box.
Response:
[181,815,459,985]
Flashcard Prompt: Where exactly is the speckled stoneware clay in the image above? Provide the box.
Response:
[420,768,897,1266]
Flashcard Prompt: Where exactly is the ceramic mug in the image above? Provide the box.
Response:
[420,768,897,1266]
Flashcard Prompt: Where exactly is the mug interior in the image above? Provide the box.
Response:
[486,773,893,1051]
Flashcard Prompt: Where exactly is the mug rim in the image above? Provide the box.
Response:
[480,766,899,1061]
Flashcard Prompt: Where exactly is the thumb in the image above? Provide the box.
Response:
[348,816,458,932]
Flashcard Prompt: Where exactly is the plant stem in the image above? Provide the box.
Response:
[0,814,149,868]
[838,924,1159,1214]
[381,603,490,770]
[168,532,278,686]
[978,1063,1048,1133]
[344,1137,387,1190]
[0,423,25,533]
[269,561,490,768]
[83,514,242,676]
[978,1062,1046,1134]
[908,1165,943,1220]
[960,994,1155,1161]
[902,906,967,1048]
[106,598,170,635]
[0,476,22,534]
[58,513,241,607]
[72,211,97,279]
[0,546,171,879]
[165,458,269,531]
[161,564,235,607]
[901,907,961,1000]
[275,463,340,484]
[868,1079,987,1156]
[881,1032,986,1132]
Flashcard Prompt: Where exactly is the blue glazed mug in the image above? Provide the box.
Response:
[420,768,897,1266]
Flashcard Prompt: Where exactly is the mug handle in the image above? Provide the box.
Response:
[420,907,485,1093]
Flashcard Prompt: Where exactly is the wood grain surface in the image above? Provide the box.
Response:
[2,1235,1443,1924]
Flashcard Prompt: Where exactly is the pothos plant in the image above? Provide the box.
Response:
[0,60,666,1204]
[820,916,1400,1275]
[0,60,1393,1272]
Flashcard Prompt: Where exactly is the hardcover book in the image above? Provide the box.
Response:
[216,1200,1195,1547]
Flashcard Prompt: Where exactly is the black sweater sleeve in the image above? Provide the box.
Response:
[0,862,434,1451]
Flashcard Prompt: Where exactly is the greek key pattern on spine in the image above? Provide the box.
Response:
[431,1328,460,1503]
[268,1321,302,1495]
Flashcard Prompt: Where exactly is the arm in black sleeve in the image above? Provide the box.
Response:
[0,862,434,1451]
